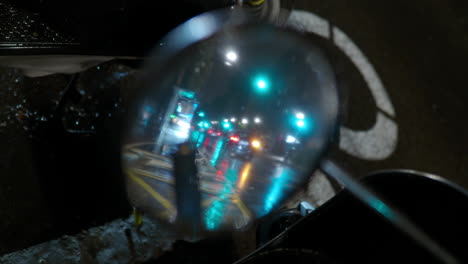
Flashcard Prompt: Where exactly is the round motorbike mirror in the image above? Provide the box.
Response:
[122,7,340,237]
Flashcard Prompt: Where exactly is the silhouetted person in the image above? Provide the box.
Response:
[172,142,201,236]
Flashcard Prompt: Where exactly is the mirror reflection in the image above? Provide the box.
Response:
[123,22,339,234]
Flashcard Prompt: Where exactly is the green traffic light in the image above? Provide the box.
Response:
[253,75,270,92]
[257,80,266,89]
[296,120,305,128]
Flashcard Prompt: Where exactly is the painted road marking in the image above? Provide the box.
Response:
[286,10,398,160]
[133,168,174,184]
[131,168,252,222]
[127,169,176,216]
[232,195,252,219]
[133,167,223,196]
[126,145,251,224]
[143,159,173,171]
[129,148,173,164]
[123,142,156,150]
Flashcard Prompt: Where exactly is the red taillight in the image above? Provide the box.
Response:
[208,129,213,134]
[230,136,240,142]
[216,132,222,136]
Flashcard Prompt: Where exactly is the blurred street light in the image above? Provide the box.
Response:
[251,139,262,149]
[296,120,305,128]
[241,118,249,124]
[254,117,261,124]
[253,75,270,92]
[257,80,266,89]
[296,112,305,120]
[286,135,297,144]
[226,51,238,62]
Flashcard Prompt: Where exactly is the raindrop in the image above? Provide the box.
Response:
[78,89,86,95]
[40,116,47,121]
[16,104,22,109]
[91,125,95,130]
[75,121,79,125]
[114,103,119,108]
[22,99,26,103]
[113,72,129,79]
[95,112,100,117]
[108,113,112,117]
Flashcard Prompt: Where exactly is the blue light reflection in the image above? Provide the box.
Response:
[264,166,294,214]
[204,161,240,230]
[210,139,225,167]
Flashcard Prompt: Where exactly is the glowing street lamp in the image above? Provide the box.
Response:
[251,139,262,149]
[253,75,270,92]
[226,50,238,62]
[296,120,305,128]
[296,112,305,120]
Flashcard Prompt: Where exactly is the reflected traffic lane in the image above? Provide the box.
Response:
[124,141,301,231]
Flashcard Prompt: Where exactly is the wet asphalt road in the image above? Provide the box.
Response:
[125,139,303,231]
[293,0,468,187]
